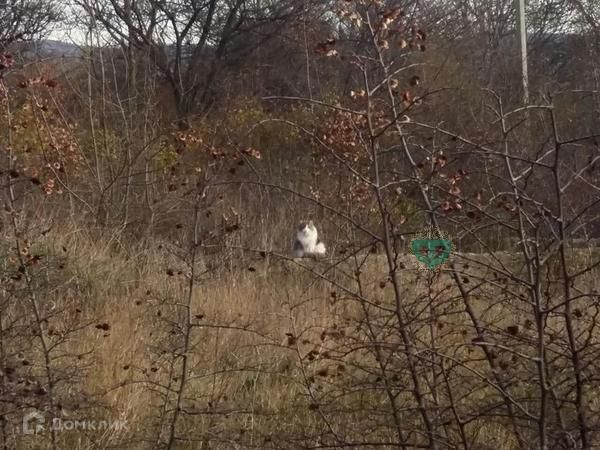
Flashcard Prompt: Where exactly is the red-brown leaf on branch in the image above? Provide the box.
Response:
[378,39,389,50]
[95,323,110,331]
[315,42,328,54]
[382,7,403,20]
[435,154,447,167]
[402,91,412,106]
[27,255,42,266]
[409,75,421,86]
[0,54,14,70]
[315,38,337,56]
[242,147,262,159]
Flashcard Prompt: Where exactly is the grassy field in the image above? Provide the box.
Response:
[3,225,599,449]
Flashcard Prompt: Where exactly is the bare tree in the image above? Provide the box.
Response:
[75,0,306,123]
[0,0,59,51]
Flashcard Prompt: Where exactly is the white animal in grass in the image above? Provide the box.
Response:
[293,220,326,257]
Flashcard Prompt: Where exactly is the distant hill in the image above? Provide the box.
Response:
[14,39,82,59]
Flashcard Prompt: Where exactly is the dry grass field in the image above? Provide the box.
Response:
[5,224,598,449]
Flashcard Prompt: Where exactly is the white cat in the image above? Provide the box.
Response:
[293,220,326,257]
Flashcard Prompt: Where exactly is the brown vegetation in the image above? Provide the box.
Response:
[1,0,600,449]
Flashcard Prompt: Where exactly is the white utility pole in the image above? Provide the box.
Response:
[516,0,529,104]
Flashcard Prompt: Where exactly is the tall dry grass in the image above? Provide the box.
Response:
[5,221,595,449]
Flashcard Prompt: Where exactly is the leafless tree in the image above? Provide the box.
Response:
[75,0,308,123]
[0,0,59,51]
